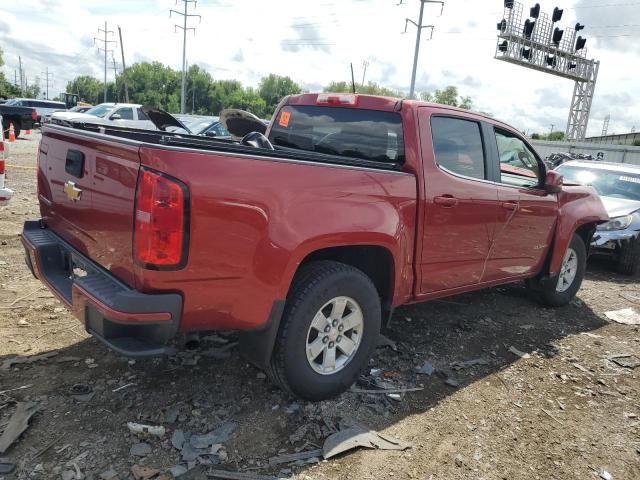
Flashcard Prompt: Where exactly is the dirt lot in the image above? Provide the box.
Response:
[1,132,639,480]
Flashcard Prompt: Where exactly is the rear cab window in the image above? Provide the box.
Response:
[269,106,404,166]
[430,116,486,180]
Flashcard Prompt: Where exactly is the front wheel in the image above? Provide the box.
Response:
[532,234,587,307]
[270,261,381,400]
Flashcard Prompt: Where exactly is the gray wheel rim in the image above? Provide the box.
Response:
[305,296,364,375]
[556,247,578,293]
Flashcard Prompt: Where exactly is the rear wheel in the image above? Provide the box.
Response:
[617,240,640,276]
[13,122,21,139]
[531,234,586,307]
[270,261,381,400]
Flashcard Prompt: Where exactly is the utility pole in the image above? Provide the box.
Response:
[117,26,130,103]
[361,60,369,87]
[112,58,119,102]
[94,21,116,103]
[18,56,24,96]
[549,124,555,136]
[401,0,443,98]
[41,66,53,100]
[171,0,201,114]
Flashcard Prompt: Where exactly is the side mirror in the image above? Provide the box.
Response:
[204,130,217,137]
[545,170,563,194]
[110,113,122,120]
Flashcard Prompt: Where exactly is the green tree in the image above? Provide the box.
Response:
[531,133,542,140]
[547,131,565,141]
[632,139,640,147]
[258,74,301,115]
[324,80,402,97]
[66,75,104,104]
[421,86,473,109]
[0,48,21,99]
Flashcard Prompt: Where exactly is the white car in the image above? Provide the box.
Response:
[50,103,157,130]
[4,98,66,123]
[0,114,13,206]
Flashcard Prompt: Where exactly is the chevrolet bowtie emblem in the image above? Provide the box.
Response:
[63,180,82,202]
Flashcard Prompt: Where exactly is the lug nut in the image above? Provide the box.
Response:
[332,319,338,327]
[338,325,344,332]
[329,341,335,348]
[324,325,331,333]
[323,336,329,344]
[336,335,342,342]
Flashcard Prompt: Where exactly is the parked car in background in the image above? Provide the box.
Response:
[0,114,13,206]
[191,116,231,138]
[42,104,94,124]
[556,160,640,275]
[0,103,37,139]
[23,93,609,400]
[4,98,66,123]
[50,103,157,130]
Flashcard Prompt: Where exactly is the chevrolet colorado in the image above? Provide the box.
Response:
[22,93,608,400]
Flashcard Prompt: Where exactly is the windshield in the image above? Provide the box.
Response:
[269,105,404,164]
[84,104,115,118]
[557,165,640,201]
[4,99,19,106]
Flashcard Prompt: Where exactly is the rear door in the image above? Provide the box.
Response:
[418,111,500,293]
[482,128,557,281]
[38,127,141,286]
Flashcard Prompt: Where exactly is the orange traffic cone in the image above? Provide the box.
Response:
[8,122,15,142]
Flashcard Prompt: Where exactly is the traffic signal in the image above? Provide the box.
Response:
[498,40,508,52]
[575,23,585,32]
[552,28,564,46]
[504,0,514,8]
[546,55,557,67]
[530,3,540,19]
[497,19,507,32]
[552,7,563,23]
[568,62,577,70]
[523,19,535,39]
[521,47,532,60]
[575,36,587,50]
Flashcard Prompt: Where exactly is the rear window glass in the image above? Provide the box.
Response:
[269,106,404,164]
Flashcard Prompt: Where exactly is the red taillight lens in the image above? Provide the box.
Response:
[134,168,188,268]
[0,159,5,175]
[31,110,37,121]
[317,93,358,106]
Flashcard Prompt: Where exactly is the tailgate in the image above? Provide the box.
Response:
[38,126,141,287]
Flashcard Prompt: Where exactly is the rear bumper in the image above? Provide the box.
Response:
[21,220,182,357]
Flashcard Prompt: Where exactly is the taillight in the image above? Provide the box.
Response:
[31,110,37,121]
[0,159,5,175]
[317,93,358,106]
[134,168,189,269]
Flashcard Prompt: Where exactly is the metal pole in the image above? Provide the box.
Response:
[118,26,130,103]
[180,1,187,114]
[104,21,108,102]
[18,56,24,96]
[409,0,426,99]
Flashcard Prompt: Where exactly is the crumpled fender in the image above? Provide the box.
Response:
[549,185,609,275]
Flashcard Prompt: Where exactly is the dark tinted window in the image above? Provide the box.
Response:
[495,129,541,188]
[269,106,404,164]
[431,117,486,180]
[137,108,150,120]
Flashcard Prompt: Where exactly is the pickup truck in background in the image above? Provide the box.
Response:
[0,103,37,138]
[22,93,608,400]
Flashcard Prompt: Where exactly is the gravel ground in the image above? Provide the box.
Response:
[0,132,639,480]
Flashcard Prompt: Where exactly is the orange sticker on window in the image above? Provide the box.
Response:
[279,111,291,128]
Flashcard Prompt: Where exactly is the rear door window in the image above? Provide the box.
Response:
[112,108,133,120]
[269,105,404,164]
[431,117,486,180]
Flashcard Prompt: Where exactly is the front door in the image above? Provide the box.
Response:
[483,128,558,281]
[418,112,500,293]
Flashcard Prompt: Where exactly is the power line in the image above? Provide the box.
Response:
[94,21,116,103]
[171,0,201,115]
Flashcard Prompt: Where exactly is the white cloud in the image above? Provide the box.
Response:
[1,0,638,136]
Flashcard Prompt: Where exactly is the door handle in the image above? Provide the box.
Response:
[434,196,459,207]
[502,201,518,211]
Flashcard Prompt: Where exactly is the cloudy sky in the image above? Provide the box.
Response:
[0,0,638,136]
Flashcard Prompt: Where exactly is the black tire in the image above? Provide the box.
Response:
[13,122,21,139]
[617,240,640,276]
[269,261,381,401]
[534,234,587,307]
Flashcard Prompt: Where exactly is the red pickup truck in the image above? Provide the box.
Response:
[22,93,608,400]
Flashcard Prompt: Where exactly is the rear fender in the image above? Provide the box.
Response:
[548,186,608,275]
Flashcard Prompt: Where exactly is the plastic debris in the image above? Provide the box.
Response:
[415,362,435,376]
[600,470,613,480]
[508,346,531,359]
[323,426,412,459]
[0,459,16,474]
[208,470,277,480]
[127,422,166,437]
[69,384,95,402]
[130,442,152,457]
[0,402,39,454]
[100,468,118,480]
[268,449,323,466]
[451,358,489,370]
[189,422,237,449]
[604,308,640,325]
